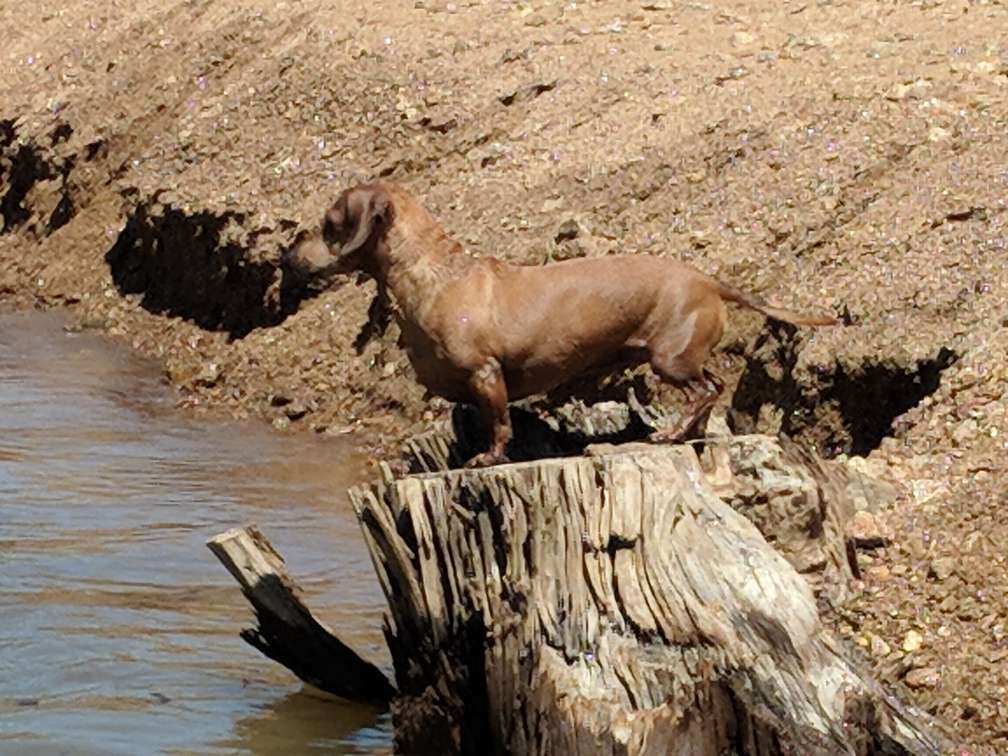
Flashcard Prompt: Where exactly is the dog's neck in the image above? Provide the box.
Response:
[378,210,469,325]
[384,255,450,324]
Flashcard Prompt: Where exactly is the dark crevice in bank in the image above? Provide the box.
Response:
[104,200,319,339]
[730,322,958,457]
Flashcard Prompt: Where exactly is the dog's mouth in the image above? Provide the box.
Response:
[280,240,371,289]
[282,237,340,277]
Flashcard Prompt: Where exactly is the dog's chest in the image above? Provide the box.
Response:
[396,317,470,401]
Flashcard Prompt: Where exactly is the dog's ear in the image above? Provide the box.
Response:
[340,189,391,257]
[322,196,346,243]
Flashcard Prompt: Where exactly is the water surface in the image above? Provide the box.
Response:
[0,311,391,754]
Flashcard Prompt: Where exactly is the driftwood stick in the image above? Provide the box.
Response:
[207,525,395,705]
[351,443,950,755]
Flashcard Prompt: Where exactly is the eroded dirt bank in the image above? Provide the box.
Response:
[2,0,1007,749]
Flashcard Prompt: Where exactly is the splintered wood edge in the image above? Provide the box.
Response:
[395,435,751,481]
[206,524,291,593]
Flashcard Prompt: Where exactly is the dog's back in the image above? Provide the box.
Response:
[423,255,690,398]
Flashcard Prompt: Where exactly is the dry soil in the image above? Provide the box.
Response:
[2,0,1007,750]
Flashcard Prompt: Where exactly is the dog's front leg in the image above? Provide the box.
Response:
[352,282,393,355]
[464,358,512,468]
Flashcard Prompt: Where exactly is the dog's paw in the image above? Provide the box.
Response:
[463,451,510,469]
[648,428,686,445]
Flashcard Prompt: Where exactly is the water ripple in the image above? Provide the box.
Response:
[0,312,390,753]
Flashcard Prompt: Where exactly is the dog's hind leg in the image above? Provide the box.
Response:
[647,302,725,443]
[648,368,723,443]
[464,358,513,468]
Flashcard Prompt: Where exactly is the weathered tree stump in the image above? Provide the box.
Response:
[350,442,948,755]
[404,404,867,604]
[207,526,394,705]
[696,434,861,604]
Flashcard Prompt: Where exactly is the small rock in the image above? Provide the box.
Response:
[501,47,530,64]
[284,400,309,420]
[194,362,221,387]
[842,456,900,513]
[716,65,749,83]
[928,125,950,142]
[902,629,924,653]
[910,478,948,504]
[731,31,756,47]
[555,218,580,242]
[846,510,893,549]
[952,419,978,446]
[904,667,940,689]
[866,565,892,582]
[869,634,891,657]
[928,557,956,581]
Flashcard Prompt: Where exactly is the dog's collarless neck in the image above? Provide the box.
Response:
[384,256,449,324]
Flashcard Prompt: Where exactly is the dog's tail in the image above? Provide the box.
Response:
[716,281,839,327]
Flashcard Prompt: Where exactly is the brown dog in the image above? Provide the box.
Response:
[284,182,837,467]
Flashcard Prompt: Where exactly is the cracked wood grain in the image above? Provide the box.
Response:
[351,439,949,754]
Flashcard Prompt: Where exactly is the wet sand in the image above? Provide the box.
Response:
[0,311,391,754]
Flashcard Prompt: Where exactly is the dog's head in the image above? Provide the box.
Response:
[284,183,393,280]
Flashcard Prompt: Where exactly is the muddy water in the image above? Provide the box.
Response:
[0,312,392,754]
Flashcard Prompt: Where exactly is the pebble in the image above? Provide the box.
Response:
[929,557,956,581]
[555,218,580,242]
[869,634,891,657]
[846,510,893,549]
[904,666,940,689]
[195,362,220,386]
[284,399,309,420]
[731,31,756,47]
[866,565,892,582]
[902,629,924,653]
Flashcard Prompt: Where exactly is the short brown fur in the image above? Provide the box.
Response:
[284,182,838,467]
